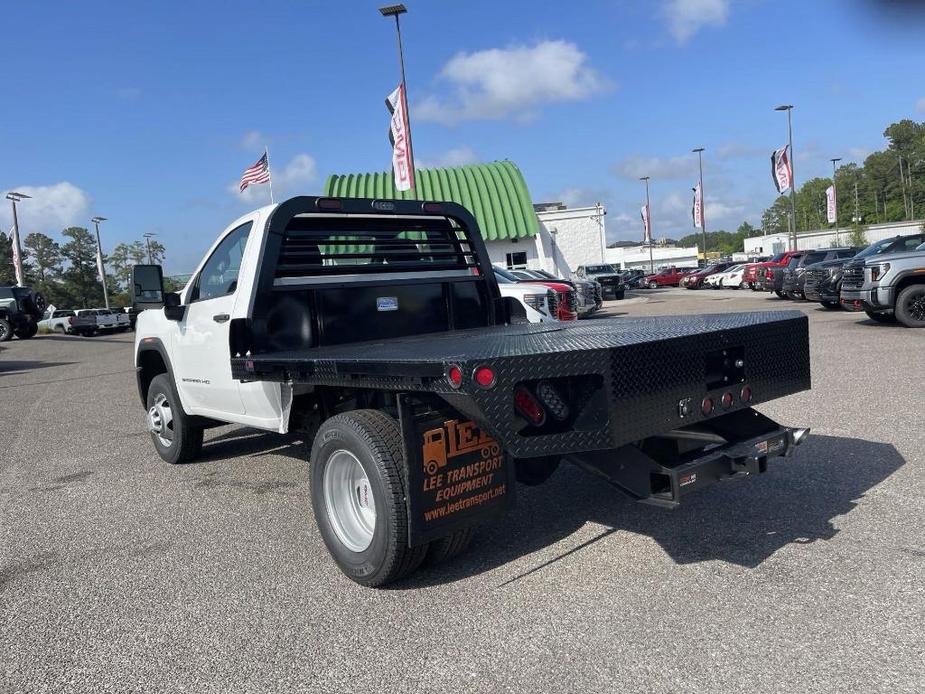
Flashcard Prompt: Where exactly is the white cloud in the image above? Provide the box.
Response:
[662,0,730,44]
[0,182,91,234]
[417,146,479,169]
[416,40,611,125]
[228,153,318,205]
[613,154,700,180]
[239,130,268,151]
[916,97,925,113]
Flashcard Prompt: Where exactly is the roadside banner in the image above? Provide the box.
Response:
[826,185,837,224]
[386,84,414,192]
[692,182,703,229]
[95,241,105,282]
[771,145,792,193]
[641,204,651,244]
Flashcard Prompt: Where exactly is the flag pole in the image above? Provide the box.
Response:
[265,146,276,204]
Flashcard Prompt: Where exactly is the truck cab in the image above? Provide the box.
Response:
[840,239,925,327]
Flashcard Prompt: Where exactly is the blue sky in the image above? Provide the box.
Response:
[2,0,923,272]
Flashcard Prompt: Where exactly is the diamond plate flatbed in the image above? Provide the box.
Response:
[232,310,810,458]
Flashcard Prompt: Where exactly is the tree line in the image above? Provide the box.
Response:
[0,228,167,309]
[760,118,924,237]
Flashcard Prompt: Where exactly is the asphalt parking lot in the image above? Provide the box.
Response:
[2,290,924,693]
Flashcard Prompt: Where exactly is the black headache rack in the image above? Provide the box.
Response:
[231,310,811,460]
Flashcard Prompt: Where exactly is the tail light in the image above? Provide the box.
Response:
[701,397,714,415]
[721,392,734,409]
[535,381,569,420]
[514,386,546,426]
[473,366,496,389]
[447,365,463,388]
[740,385,752,402]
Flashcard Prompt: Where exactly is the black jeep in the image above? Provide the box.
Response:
[0,286,47,341]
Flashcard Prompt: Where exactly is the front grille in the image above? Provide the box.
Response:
[546,290,559,317]
[593,284,603,301]
[565,290,578,313]
[842,265,864,290]
[581,285,596,304]
[803,268,826,291]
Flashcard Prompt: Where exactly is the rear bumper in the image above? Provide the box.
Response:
[568,411,810,508]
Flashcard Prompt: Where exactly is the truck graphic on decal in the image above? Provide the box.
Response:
[423,428,448,476]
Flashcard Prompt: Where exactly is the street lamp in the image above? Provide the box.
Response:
[143,232,157,264]
[830,157,841,246]
[640,176,654,274]
[692,147,706,260]
[5,192,31,287]
[379,3,416,190]
[90,216,110,309]
[774,104,797,250]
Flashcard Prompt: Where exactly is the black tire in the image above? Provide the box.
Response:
[821,301,841,310]
[515,456,561,486]
[310,410,427,587]
[774,291,785,299]
[894,285,925,328]
[0,318,11,342]
[864,310,897,324]
[18,322,38,339]
[425,528,474,567]
[145,373,203,464]
[54,324,66,334]
[614,290,625,300]
[648,281,658,289]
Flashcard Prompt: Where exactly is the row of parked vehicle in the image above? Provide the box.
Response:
[0,284,136,341]
[749,232,925,328]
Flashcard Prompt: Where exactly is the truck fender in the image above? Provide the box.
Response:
[136,338,182,409]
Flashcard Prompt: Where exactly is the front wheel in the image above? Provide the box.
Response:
[821,301,841,310]
[0,319,11,342]
[146,373,203,464]
[310,410,428,587]
[864,310,897,324]
[894,285,925,328]
[774,291,786,299]
[14,322,37,339]
[648,281,658,289]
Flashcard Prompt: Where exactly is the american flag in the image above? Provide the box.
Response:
[239,153,271,192]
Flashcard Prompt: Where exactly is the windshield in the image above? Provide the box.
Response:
[493,266,519,283]
[803,252,826,265]
[855,237,906,259]
[584,265,617,274]
[768,253,786,263]
[917,243,925,252]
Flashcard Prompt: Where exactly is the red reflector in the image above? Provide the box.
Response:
[317,197,342,211]
[701,397,714,416]
[514,386,546,426]
[740,385,752,402]
[721,392,734,409]
[447,365,462,388]
[473,366,496,388]
[422,202,443,214]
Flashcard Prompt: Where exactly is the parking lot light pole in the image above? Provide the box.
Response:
[693,147,706,260]
[143,232,157,264]
[5,192,31,287]
[640,176,653,274]
[775,104,797,250]
[830,157,841,246]
[91,216,110,309]
[379,3,416,190]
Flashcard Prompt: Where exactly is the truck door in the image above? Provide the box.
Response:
[173,221,253,415]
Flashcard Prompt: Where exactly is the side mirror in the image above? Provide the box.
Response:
[131,264,165,311]
[164,292,186,321]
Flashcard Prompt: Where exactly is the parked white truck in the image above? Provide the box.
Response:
[130,196,814,588]
[38,307,98,336]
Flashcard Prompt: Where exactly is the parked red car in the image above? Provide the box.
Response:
[743,252,799,290]
[643,266,697,288]
[494,266,577,321]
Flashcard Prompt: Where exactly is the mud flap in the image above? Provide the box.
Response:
[398,393,516,547]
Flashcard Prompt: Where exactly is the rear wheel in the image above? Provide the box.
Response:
[0,319,11,342]
[54,324,66,334]
[146,373,203,464]
[864,310,897,324]
[310,410,427,587]
[894,285,925,328]
[14,323,37,339]
[425,528,474,566]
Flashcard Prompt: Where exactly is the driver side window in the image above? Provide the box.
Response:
[192,222,252,302]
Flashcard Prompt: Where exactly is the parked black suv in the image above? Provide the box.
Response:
[782,247,858,300]
[0,286,47,341]
[805,234,925,309]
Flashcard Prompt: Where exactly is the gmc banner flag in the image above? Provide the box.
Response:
[771,145,793,193]
[692,182,704,229]
[386,84,414,192]
[641,204,651,244]
[95,241,106,282]
[826,185,837,224]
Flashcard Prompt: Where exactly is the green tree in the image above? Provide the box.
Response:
[60,227,105,308]
[0,232,16,286]
[761,196,791,235]
[23,233,62,283]
[108,241,147,290]
[848,224,868,248]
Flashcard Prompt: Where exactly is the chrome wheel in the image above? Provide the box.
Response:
[323,449,376,553]
[147,392,174,448]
